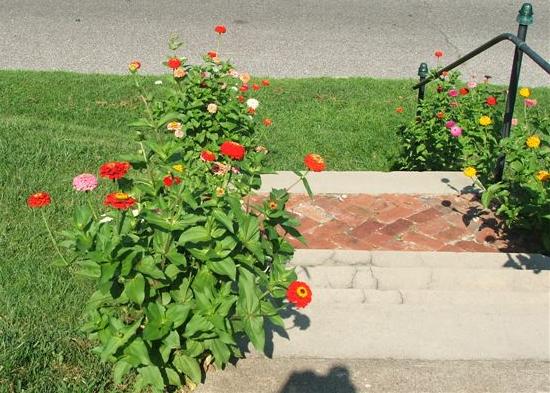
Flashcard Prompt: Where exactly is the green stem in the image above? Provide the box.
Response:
[140,141,158,190]
[86,192,98,220]
[286,171,309,192]
[118,210,127,236]
[41,210,69,266]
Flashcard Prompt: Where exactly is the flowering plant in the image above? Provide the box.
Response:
[31,31,319,392]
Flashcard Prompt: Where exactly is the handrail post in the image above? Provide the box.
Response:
[495,3,534,181]
[416,62,429,116]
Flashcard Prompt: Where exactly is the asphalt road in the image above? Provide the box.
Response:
[0,0,548,84]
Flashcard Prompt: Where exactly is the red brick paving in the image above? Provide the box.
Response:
[251,193,539,253]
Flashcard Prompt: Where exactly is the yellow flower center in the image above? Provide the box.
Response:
[311,154,324,164]
[268,201,278,209]
[296,286,309,298]
[215,187,225,197]
[114,192,129,200]
[536,170,549,182]
[526,136,540,149]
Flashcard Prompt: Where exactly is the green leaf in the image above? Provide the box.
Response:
[75,260,101,279]
[124,337,151,366]
[136,256,165,279]
[244,315,265,352]
[159,330,181,363]
[207,258,236,280]
[301,176,314,199]
[212,209,235,233]
[184,313,214,338]
[178,226,211,244]
[166,304,191,328]
[125,273,145,305]
[166,249,187,266]
[173,353,202,384]
[135,366,164,393]
[165,368,182,387]
[113,359,133,384]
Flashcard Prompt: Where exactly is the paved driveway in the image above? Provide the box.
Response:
[0,0,548,85]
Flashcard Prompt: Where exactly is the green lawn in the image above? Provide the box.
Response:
[0,70,548,392]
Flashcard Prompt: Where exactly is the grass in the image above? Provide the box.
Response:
[0,70,548,392]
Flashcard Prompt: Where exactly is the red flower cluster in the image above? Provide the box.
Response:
[304,153,326,172]
[167,57,181,69]
[99,161,131,180]
[237,95,245,103]
[486,96,497,106]
[163,175,182,187]
[286,281,312,308]
[434,50,444,58]
[395,106,404,113]
[263,118,273,126]
[459,87,469,96]
[220,141,246,160]
[200,150,216,162]
[104,192,136,210]
[27,192,51,208]
[261,79,270,87]
[240,84,249,92]
[214,25,227,34]
[436,111,445,119]
[252,84,260,91]
[207,51,217,59]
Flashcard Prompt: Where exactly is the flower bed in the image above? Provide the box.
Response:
[27,28,322,392]
[398,52,550,251]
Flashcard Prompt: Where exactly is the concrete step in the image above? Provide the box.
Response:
[263,302,550,360]
[295,265,550,292]
[311,288,549,306]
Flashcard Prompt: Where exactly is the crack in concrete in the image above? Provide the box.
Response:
[398,290,405,305]
[419,0,462,58]
[368,265,380,290]
[427,268,434,290]
[350,267,359,289]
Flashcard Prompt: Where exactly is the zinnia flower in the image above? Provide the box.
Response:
[268,200,278,210]
[535,170,550,182]
[207,51,217,59]
[167,57,182,69]
[479,116,492,126]
[214,25,227,34]
[239,72,251,84]
[448,89,458,97]
[215,187,225,197]
[73,173,98,192]
[212,162,231,176]
[255,146,268,154]
[172,164,184,173]
[434,50,444,58]
[463,167,477,178]
[436,111,445,120]
[395,106,404,113]
[450,126,462,137]
[304,153,326,172]
[128,61,141,73]
[174,129,184,138]
[201,150,216,162]
[240,84,249,92]
[27,192,51,208]
[526,135,541,149]
[519,87,530,98]
[207,103,218,114]
[237,95,245,103]
[263,118,273,126]
[252,84,260,91]
[103,192,136,210]
[286,281,312,308]
[220,141,246,160]
[445,120,456,129]
[173,67,187,79]
[261,79,270,86]
[167,121,182,131]
[467,81,478,89]
[485,96,497,106]
[524,98,537,108]
[163,175,182,187]
[246,98,259,110]
[511,118,518,126]
[99,161,131,180]
[459,87,469,96]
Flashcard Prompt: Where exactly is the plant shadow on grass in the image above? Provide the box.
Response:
[278,365,357,393]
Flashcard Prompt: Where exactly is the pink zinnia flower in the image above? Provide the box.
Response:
[73,173,98,191]
[467,81,478,89]
[511,118,519,126]
[448,89,458,97]
[450,126,462,137]
[445,120,456,129]
[524,98,537,108]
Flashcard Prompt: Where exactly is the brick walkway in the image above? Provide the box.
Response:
[260,193,538,253]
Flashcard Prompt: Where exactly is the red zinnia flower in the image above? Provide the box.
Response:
[200,150,216,162]
[247,107,256,115]
[486,96,497,106]
[261,79,270,87]
[304,153,326,172]
[436,85,443,93]
[459,87,469,96]
[450,101,459,108]
[240,84,249,92]
[214,25,227,34]
[207,51,217,59]
[163,175,182,187]
[252,84,260,91]
[220,141,246,160]
[27,192,51,208]
[434,50,444,58]
[237,95,245,103]
[436,111,445,119]
[395,106,404,113]
[263,118,273,126]
[167,57,182,69]
[286,281,312,308]
[99,161,131,180]
[104,192,136,210]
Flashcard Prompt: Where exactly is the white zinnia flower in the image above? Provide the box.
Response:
[174,129,184,138]
[246,98,259,110]
[207,103,218,114]
[154,80,163,85]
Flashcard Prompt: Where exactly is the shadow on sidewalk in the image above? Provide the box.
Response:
[278,366,357,393]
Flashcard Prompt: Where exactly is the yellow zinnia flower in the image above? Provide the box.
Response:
[535,170,550,182]
[519,87,531,98]
[463,166,477,178]
[479,116,492,126]
[215,187,225,197]
[172,164,184,173]
[526,135,541,149]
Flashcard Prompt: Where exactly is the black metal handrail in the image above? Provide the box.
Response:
[412,3,549,181]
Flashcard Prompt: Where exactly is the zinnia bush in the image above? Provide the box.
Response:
[44,31,316,392]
